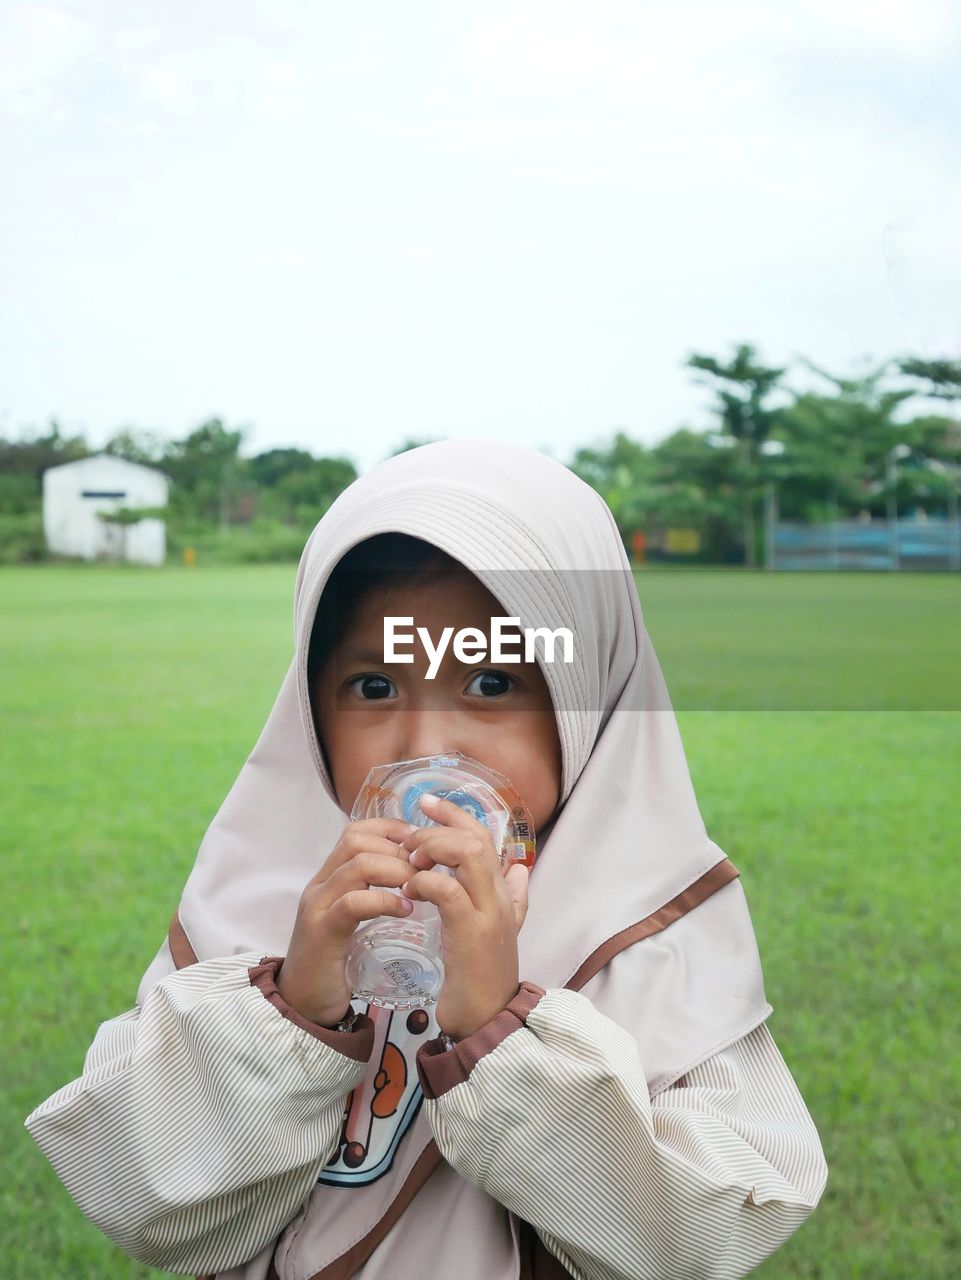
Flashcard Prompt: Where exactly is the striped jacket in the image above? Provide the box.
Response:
[25,941,828,1279]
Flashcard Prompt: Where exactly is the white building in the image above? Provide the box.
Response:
[42,455,171,566]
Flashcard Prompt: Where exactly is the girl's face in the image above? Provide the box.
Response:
[311,566,563,838]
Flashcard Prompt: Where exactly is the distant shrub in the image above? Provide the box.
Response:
[0,511,47,564]
[166,518,313,565]
[0,511,315,567]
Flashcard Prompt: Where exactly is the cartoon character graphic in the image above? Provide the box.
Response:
[319,1002,433,1186]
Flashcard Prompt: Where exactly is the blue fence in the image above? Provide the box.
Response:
[772,518,961,570]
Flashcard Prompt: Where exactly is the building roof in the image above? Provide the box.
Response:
[43,453,173,483]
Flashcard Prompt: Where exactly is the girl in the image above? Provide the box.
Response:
[25,439,828,1280]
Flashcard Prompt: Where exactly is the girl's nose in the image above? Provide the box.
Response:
[397,707,467,763]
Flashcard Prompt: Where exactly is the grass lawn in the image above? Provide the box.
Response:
[2,565,959,1278]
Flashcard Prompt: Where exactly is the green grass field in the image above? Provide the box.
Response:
[2,565,959,1278]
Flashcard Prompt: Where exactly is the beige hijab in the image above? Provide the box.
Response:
[152,438,771,1273]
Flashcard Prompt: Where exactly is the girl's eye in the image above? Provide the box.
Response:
[347,674,397,701]
[466,670,515,698]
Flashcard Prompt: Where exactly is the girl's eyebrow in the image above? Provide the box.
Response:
[339,647,388,664]
[339,645,531,670]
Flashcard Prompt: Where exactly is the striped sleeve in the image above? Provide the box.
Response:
[24,950,373,1276]
[417,986,828,1280]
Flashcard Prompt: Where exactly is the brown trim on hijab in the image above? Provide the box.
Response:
[566,856,740,990]
[168,910,199,969]
[173,856,739,1280]
[288,1140,448,1280]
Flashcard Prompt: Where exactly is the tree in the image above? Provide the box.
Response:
[273,457,358,525]
[249,447,319,490]
[96,504,169,561]
[0,420,90,496]
[247,450,358,525]
[903,414,961,465]
[160,419,247,528]
[779,360,914,519]
[895,360,961,519]
[103,428,170,467]
[686,344,786,565]
[897,357,961,404]
[568,432,655,539]
[649,428,742,560]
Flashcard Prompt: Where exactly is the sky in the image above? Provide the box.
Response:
[2,0,960,474]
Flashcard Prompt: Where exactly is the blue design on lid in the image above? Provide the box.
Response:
[402,781,486,826]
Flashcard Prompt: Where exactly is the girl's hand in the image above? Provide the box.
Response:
[400,794,530,1041]
[276,817,419,1027]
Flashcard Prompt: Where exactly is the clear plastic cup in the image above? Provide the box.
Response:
[344,753,536,1010]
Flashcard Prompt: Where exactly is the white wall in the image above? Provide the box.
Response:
[42,456,169,566]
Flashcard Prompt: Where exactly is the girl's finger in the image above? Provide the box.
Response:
[404,794,499,858]
[351,817,422,837]
[400,869,473,924]
[311,822,418,886]
[312,852,414,912]
[404,795,501,860]
[403,829,501,914]
[503,862,530,933]
[348,817,422,843]
[324,888,417,940]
